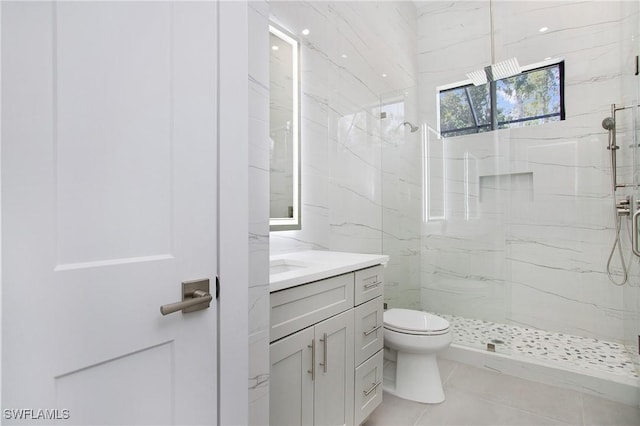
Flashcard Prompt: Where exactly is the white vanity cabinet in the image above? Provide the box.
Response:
[270,259,385,426]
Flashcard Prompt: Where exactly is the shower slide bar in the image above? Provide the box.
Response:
[605,103,640,191]
[633,208,640,257]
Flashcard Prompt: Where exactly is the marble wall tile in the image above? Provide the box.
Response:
[416,1,491,125]
[266,2,421,341]
[417,1,639,347]
[262,0,639,383]
[269,1,418,264]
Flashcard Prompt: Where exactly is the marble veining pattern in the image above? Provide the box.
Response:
[264,3,640,420]
[437,312,639,380]
[269,0,418,255]
[418,0,640,356]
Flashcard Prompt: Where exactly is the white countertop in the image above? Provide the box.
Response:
[269,250,389,292]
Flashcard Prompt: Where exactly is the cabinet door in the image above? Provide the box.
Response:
[270,327,315,426]
[314,310,355,426]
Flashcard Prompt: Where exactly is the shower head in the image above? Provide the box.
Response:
[602,117,615,131]
[402,121,419,133]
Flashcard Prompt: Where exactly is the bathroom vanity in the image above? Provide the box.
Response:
[269,251,388,426]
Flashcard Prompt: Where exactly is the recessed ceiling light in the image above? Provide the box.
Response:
[271,45,279,51]
[341,53,348,59]
[301,28,310,36]
[382,73,388,78]
[539,26,548,33]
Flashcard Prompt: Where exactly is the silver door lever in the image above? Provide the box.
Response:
[160,279,212,316]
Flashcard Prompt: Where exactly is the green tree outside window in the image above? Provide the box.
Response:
[440,62,564,137]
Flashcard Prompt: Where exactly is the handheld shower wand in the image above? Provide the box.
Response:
[602,116,618,192]
[602,111,628,285]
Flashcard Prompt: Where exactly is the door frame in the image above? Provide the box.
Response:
[0,1,250,424]
[217,1,249,425]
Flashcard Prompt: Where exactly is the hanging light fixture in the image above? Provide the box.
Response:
[466,0,520,86]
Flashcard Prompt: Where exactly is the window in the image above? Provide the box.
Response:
[439,61,564,137]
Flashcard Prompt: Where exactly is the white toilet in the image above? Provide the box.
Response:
[383,309,452,404]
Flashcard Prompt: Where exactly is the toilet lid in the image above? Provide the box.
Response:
[384,309,449,333]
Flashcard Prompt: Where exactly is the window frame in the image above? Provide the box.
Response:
[437,59,565,137]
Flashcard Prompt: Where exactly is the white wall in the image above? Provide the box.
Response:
[417,1,640,345]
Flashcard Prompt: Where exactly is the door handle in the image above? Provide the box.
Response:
[364,281,382,289]
[363,325,382,336]
[160,279,212,316]
[307,339,315,380]
[319,333,328,373]
[363,381,382,396]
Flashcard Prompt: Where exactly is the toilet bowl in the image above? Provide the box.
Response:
[383,309,452,404]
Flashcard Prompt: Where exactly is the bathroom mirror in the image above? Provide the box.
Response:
[269,24,301,231]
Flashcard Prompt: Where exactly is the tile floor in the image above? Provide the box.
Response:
[364,359,640,426]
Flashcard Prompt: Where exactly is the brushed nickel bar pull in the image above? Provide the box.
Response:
[363,325,382,336]
[319,333,328,373]
[307,339,315,380]
[160,289,212,316]
[364,281,382,289]
[363,381,382,396]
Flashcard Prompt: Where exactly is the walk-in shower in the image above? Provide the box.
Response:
[380,89,640,406]
[375,0,640,409]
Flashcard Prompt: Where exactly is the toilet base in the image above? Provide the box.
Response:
[394,351,445,404]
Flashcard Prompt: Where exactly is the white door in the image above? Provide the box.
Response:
[2,2,218,424]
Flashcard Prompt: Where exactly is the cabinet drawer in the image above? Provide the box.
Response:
[354,296,384,366]
[270,273,355,342]
[354,265,384,305]
[354,350,384,425]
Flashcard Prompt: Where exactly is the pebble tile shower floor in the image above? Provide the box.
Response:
[435,312,639,380]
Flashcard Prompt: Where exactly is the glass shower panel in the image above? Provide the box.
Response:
[379,88,422,310]
[421,126,513,356]
[629,0,640,400]
[621,0,640,401]
[631,103,640,403]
